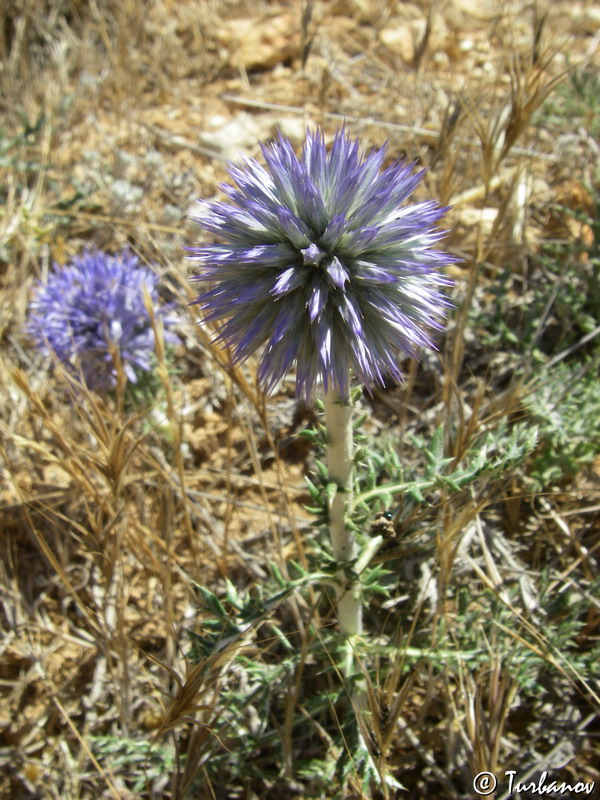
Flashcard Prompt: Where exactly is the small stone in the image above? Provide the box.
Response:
[161,204,183,225]
[277,116,307,144]
[110,179,143,215]
[227,14,295,72]
[145,150,163,172]
[113,149,136,180]
[199,113,275,160]
[455,207,498,237]
[448,0,495,17]
[380,24,416,64]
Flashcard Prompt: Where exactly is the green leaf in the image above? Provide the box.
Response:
[297,427,319,442]
[315,459,328,480]
[303,504,324,516]
[196,585,227,618]
[407,483,426,503]
[325,481,339,509]
[353,412,369,429]
[270,562,286,588]
[304,475,321,501]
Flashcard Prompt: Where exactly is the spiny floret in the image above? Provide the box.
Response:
[190,127,455,400]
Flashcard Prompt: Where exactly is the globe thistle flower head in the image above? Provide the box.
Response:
[27,249,175,390]
[190,127,455,400]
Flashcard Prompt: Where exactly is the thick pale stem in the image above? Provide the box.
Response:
[325,387,362,637]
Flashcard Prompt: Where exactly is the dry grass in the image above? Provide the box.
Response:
[1,1,599,798]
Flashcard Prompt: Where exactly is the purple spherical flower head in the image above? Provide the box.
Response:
[27,249,175,390]
[190,128,455,400]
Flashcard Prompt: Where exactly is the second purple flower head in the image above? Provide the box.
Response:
[28,249,176,390]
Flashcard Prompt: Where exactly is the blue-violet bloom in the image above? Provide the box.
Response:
[27,248,175,389]
[190,128,454,400]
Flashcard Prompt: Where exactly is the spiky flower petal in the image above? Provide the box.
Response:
[27,249,175,389]
[190,128,454,399]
